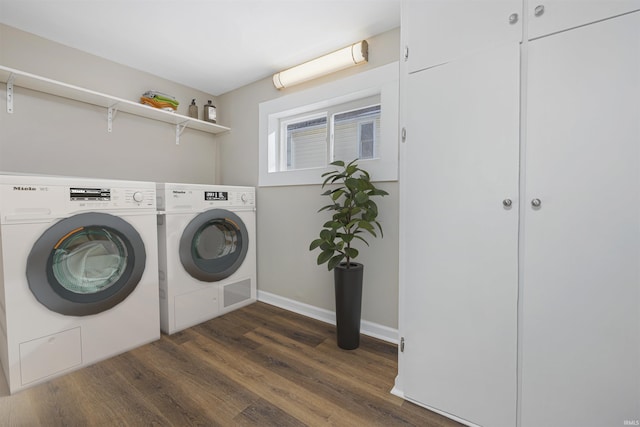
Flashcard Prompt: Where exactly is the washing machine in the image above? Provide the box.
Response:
[0,174,160,394]
[156,183,256,335]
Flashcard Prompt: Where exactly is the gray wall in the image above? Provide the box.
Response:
[217,28,401,330]
[0,24,220,184]
[0,23,401,331]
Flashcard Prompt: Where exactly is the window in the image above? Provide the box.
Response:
[276,98,381,173]
[334,105,381,161]
[259,61,399,187]
[283,115,327,171]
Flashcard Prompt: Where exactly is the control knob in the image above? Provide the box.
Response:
[241,193,248,203]
[132,191,144,203]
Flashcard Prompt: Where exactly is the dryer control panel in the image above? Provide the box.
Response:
[158,183,255,212]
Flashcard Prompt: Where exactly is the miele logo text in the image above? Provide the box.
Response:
[173,191,186,194]
[13,186,37,191]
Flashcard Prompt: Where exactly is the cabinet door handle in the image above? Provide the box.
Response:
[503,198,513,208]
[534,5,545,17]
[531,198,542,208]
[508,13,519,25]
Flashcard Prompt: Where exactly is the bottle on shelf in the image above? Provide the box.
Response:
[188,99,198,119]
[203,100,217,123]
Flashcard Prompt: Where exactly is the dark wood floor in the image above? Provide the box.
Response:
[0,302,462,426]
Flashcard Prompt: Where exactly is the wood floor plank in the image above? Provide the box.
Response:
[133,333,259,423]
[233,397,308,427]
[0,302,463,427]
[112,351,222,426]
[184,329,358,425]
[242,337,421,426]
[245,327,401,404]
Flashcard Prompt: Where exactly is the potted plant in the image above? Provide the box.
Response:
[309,159,388,349]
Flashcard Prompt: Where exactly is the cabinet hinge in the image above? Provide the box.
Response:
[404,46,409,62]
[400,337,405,352]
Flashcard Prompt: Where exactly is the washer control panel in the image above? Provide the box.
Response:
[70,187,155,209]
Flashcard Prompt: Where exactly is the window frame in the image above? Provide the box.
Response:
[259,61,399,187]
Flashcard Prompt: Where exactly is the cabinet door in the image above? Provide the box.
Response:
[527,0,640,39]
[402,0,522,73]
[522,12,640,427]
[400,42,520,427]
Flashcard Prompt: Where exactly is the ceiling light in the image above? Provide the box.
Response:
[273,40,369,89]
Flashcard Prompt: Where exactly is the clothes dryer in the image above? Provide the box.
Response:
[156,183,256,334]
[0,174,160,393]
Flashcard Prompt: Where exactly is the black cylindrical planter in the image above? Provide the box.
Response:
[334,262,364,350]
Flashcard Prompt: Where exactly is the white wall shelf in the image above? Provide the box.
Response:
[0,65,230,144]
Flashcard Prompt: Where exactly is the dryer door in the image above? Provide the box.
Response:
[26,212,146,316]
[179,209,248,282]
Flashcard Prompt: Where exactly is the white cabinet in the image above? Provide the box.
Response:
[403,0,522,73]
[401,42,520,427]
[399,2,640,426]
[521,12,640,427]
[526,0,640,39]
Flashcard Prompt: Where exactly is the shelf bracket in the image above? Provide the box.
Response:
[107,104,119,132]
[6,73,15,114]
[176,122,188,145]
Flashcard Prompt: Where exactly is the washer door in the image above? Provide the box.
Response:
[26,212,146,316]
[179,209,248,282]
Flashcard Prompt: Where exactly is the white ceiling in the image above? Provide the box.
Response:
[0,0,400,95]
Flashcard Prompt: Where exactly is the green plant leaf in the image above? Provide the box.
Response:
[345,247,359,258]
[318,203,339,212]
[346,159,359,168]
[367,200,379,215]
[319,242,331,251]
[323,220,342,230]
[319,229,333,241]
[338,233,354,243]
[345,177,359,190]
[353,234,370,246]
[369,188,389,196]
[330,160,345,167]
[309,239,323,251]
[331,189,345,201]
[317,249,334,265]
[322,172,345,187]
[358,221,377,237]
[330,174,346,184]
[328,254,345,270]
[375,220,384,238]
[354,191,369,204]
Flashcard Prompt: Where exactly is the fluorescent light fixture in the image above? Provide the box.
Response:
[273,40,369,89]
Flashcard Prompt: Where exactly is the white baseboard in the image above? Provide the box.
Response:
[391,375,404,398]
[257,290,399,344]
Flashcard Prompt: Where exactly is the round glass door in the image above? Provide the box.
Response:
[180,209,249,282]
[51,226,128,295]
[27,212,146,316]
